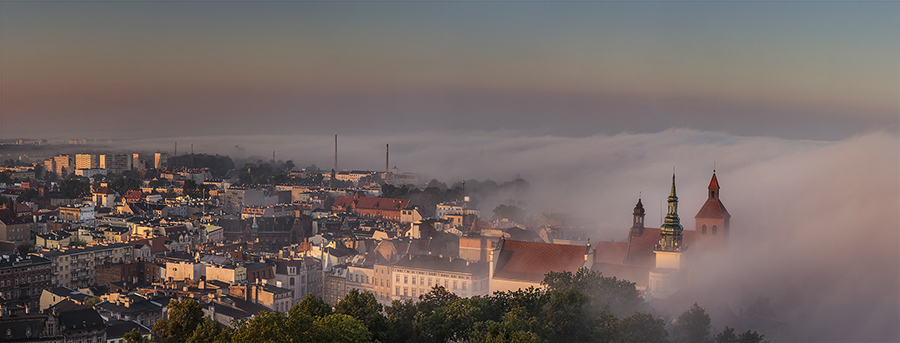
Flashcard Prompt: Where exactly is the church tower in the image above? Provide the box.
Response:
[630,198,645,236]
[650,174,684,299]
[694,171,731,248]
[656,174,684,253]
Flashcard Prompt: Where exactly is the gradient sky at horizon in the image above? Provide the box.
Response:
[1,1,897,140]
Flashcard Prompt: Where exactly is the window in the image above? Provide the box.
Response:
[404,276,408,284]
[411,289,416,298]
[712,225,718,235]
[403,287,408,296]
[462,282,466,291]
[453,281,457,290]
[396,275,400,283]
[420,277,424,285]
[395,287,400,295]
[290,277,295,286]
[444,280,448,288]
[701,225,707,234]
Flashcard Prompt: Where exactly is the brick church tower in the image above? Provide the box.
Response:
[694,172,730,248]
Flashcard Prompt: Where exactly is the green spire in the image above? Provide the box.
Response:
[657,173,684,252]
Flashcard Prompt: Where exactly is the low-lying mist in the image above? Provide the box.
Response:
[118,129,898,341]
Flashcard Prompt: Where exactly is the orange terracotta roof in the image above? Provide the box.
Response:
[593,241,628,264]
[492,240,589,283]
[694,199,730,219]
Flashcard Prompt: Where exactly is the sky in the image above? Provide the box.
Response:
[1,1,898,140]
[2,2,899,340]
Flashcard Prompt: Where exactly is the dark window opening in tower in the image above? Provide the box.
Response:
[712,225,718,235]
[702,224,707,234]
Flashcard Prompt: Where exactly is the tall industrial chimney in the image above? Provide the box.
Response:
[191,143,194,168]
[174,142,177,168]
[386,144,389,173]
[334,135,338,171]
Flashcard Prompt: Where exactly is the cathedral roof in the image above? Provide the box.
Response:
[492,240,590,284]
[695,199,731,219]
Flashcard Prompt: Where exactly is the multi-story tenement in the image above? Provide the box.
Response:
[0,254,52,309]
[390,255,490,302]
[323,265,348,306]
[372,263,394,305]
[345,262,377,300]
[58,204,95,227]
[273,258,322,306]
[0,214,31,243]
[44,243,134,289]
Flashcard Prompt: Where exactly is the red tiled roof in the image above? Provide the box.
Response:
[332,196,409,211]
[593,241,628,264]
[624,228,695,267]
[695,199,730,219]
[92,187,116,195]
[123,190,143,201]
[493,240,589,283]
[14,203,32,213]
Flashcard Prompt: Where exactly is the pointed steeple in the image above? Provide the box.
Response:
[631,197,646,235]
[657,174,683,252]
[708,172,720,199]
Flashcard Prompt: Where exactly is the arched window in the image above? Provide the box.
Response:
[712,225,718,235]
[701,225,707,234]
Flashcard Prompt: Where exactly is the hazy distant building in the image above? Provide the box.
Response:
[133,153,146,171]
[100,154,132,175]
[53,154,74,176]
[75,153,99,170]
[154,152,168,169]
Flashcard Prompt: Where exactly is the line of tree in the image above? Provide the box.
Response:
[132,268,766,343]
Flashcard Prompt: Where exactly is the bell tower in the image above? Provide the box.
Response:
[631,198,645,236]
[650,174,685,299]
[695,171,730,248]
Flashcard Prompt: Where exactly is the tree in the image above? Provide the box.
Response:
[715,327,767,343]
[16,188,38,203]
[292,293,333,318]
[84,297,102,307]
[540,288,592,342]
[123,328,151,343]
[421,285,460,308]
[306,314,372,343]
[542,268,644,317]
[152,298,204,343]
[229,310,290,343]
[492,204,525,223]
[334,289,389,342]
[16,243,35,256]
[673,303,711,343]
[187,318,230,343]
[617,312,669,343]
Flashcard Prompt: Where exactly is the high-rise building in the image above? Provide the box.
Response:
[100,154,132,175]
[53,155,74,176]
[154,152,168,169]
[132,153,146,171]
[75,154,99,170]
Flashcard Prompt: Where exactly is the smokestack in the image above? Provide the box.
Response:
[334,135,338,171]
[386,144,389,173]
[174,142,177,168]
[191,143,194,168]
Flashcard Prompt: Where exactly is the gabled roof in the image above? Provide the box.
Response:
[623,228,696,267]
[593,241,628,264]
[58,308,105,331]
[695,199,730,219]
[492,240,590,283]
[106,320,151,340]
